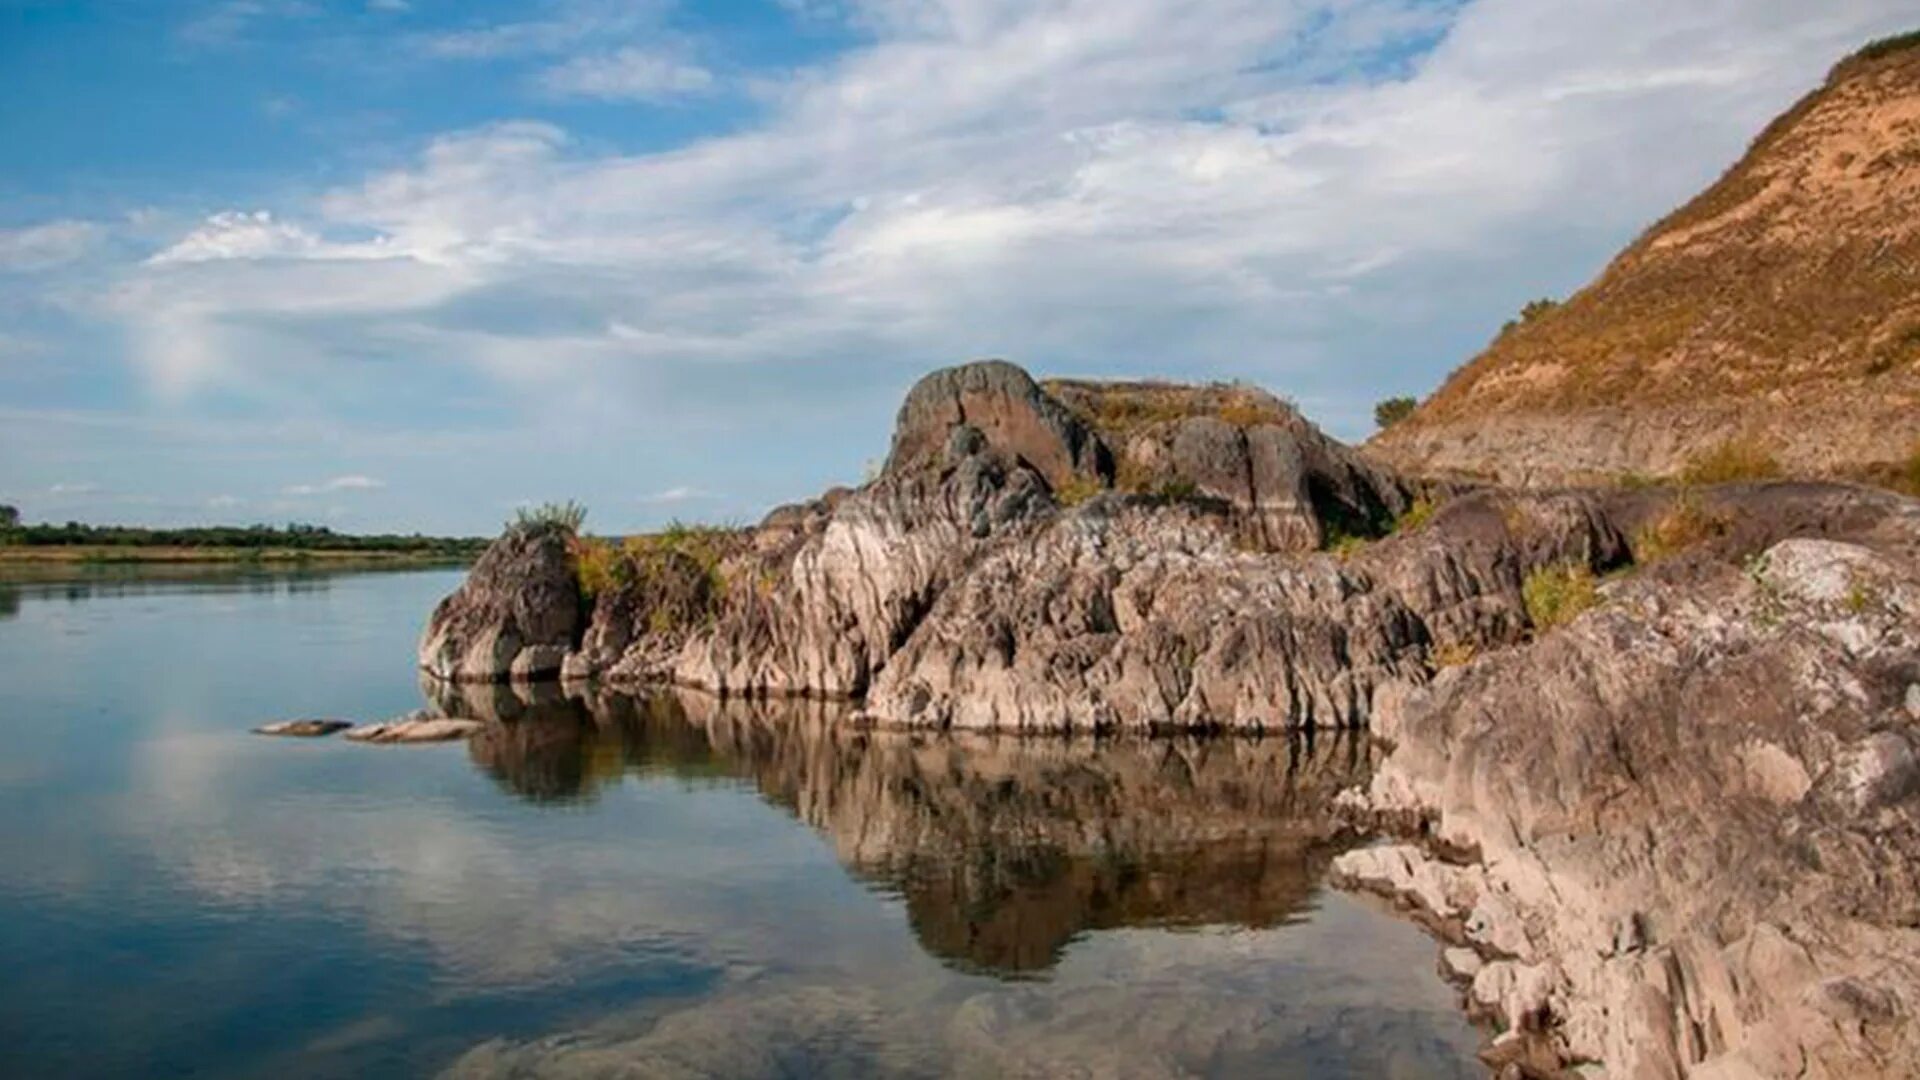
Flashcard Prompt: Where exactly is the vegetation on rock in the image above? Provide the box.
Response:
[513,500,588,533]
[1522,563,1600,632]
[1373,396,1417,430]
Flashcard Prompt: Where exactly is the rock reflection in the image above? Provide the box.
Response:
[428,681,1373,977]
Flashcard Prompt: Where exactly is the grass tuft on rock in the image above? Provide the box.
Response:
[1633,493,1730,563]
[1523,563,1600,633]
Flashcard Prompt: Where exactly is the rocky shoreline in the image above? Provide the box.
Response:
[418,360,1920,1078]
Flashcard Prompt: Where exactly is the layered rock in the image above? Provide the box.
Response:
[1335,486,1920,1078]
[430,359,1416,721]
[418,522,582,682]
[865,490,1626,731]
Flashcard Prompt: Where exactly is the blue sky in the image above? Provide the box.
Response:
[1,0,1914,535]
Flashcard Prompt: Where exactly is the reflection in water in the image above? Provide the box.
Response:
[429,680,1372,979]
[0,568,1481,1080]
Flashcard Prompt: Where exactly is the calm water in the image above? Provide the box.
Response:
[0,568,1484,1079]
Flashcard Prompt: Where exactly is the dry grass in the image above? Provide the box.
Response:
[1678,438,1783,485]
[1388,43,1920,434]
[572,523,744,634]
[1633,493,1731,563]
[1428,640,1479,670]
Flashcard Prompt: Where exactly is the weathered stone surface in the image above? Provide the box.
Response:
[419,523,582,683]
[251,719,352,737]
[1340,495,1920,1078]
[344,711,485,744]
[863,489,1627,731]
[884,359,1111,490]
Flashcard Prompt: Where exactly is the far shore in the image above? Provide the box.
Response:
[0,545,476,568]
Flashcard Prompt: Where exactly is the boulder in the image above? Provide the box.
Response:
[419,523,583,683]
[884,360,1111,490]
[251,719,352,737]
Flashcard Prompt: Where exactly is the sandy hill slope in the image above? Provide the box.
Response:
[1370,32,1920,486]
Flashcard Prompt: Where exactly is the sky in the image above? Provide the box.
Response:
[1,0,1914,536]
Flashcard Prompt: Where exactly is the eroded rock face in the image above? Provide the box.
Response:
[865,489,1628,731]
[419,523,583,683]
[532,361,1421,710]
[1337,493,1920,1078]
[885,359,1111,490]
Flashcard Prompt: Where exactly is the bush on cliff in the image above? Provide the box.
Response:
[1373,396,1417,430]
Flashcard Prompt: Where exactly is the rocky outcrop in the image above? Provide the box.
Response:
[1370,36,1920,485]
[1335,487,1920,1078]
[1046,377,1411,548]
[418,522,582,682]
[432,359,1413,715]
[864,490,1625,731]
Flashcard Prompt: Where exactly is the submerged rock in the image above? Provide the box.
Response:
[251,719,352,737]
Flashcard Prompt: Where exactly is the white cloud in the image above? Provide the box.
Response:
[640,486,719,504]
[540,48,716,101]
[0,220,104,272]
[99,0,1920,450]
[147,210,393,265]
[283,475,386,496]
[420,1,670,60]
[48,482,102,495]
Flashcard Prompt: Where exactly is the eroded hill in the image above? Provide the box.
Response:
[1370,32,1920,486]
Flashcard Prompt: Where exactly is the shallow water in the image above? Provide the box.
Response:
[0,568,1484,1078]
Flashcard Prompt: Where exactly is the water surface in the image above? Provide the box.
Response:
[0,568,1482,1078]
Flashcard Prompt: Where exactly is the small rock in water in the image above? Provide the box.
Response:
[252,719,353,738]
[343,713,484,744]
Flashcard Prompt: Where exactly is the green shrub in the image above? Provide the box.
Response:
[1324,527,1369,560]
[514,500,588,533]
[1373,396,1417,430]
[1678,439,1781,486]
[1391,498,1436,533]
[1523,563,1600,633]
[1053,475,1104,507]
[1156,478,1198,500]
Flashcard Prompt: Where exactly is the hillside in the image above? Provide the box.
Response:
[1370,31,1920,486]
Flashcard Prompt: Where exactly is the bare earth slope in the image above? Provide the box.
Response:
[1370,34,1920,485]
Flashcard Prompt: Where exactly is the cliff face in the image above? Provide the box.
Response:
[1370,35,1920,485]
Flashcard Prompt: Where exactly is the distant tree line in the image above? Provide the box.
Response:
[0,511,485,556]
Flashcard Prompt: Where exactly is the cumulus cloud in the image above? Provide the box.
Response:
[84,0,1920,504]
[283,475,385,496]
